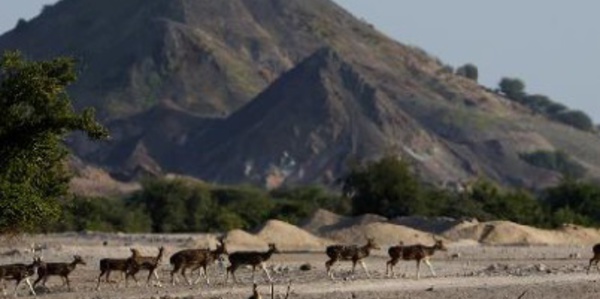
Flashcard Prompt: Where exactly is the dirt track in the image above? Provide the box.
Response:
[2,234,600,299]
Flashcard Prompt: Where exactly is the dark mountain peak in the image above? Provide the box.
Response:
[4,0,600,189]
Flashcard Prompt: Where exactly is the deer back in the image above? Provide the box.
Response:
[229,244,278,266]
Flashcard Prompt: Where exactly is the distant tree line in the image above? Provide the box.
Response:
[47,154,600,233]
[498,77,594,131]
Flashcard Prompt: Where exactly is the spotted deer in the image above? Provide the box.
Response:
[385,241,404,278]
[393,239,447,279]
[0,257,43,296]
[587,243,600,274]
[225,243,280,284]
[325,237,380,279]
[170,237,228,285]
[126,246,165,286]
[33,255,86,291]
[96,248,138,290]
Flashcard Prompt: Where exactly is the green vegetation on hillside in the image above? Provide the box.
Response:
[520,150,586,179]
[0,51,108,234]
[498,77,594,131]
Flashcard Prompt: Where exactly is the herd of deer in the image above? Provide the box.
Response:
[3,237,600,297]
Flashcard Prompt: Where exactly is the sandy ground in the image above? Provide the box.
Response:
[1,233,600,299]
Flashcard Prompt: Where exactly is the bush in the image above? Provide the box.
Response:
[499,77,526,101]
[520,150,586,179]
[52,196,151,233]
[544,179,600,227]
[341,155,423,217]
[456,63,479,82]
[552,110,594,131]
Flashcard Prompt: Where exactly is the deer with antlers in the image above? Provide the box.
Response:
[170,237,228,285]
[325,237,380,279]
[33,255,86,291]
[387,239,447,279]
[96,248,138,290]
[0,257,43,297]
[126,246,165,287]
[225,243,280,284]
[586,243,600,274]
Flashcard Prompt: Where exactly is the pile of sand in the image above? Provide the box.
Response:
[255,220,332,252]
[301,209,387,235]
[443,220,600,246]
[321,221,444,247]
[390,216,473,234]
[301,209,445,247]
[224,229,268,251]
[300,209,347,235]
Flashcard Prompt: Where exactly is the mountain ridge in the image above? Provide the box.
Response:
[2,0,600,189]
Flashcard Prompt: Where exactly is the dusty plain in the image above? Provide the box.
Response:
[2,233,600,299]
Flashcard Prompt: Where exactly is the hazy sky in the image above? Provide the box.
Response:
[1,0,599,121]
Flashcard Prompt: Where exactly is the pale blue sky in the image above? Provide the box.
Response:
[1,0,599,121]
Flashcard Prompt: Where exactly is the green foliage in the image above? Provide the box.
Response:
[523,94,552,111]
[52,196,151,232]
[544,179,600,227]
[499,77,526,101]
[130,178,221,233]
[0,51,108,234]
[520,150,586,179]
[341,155,423,218]
[456,63,479,82]
[498,76,594,132]
[214,187,275,229]
[551,110,594,131]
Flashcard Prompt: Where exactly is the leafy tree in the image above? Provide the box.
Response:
[456,63,479,82]
[499,77,526,101]
[0,51,108,233]
[131,178,221,233]
[544,179,600,226]
[552,110,594,131]
[219,187,275,229]
[341,155,422,218]
[523,94,552,112]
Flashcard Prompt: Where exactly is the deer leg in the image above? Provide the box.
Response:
[25,277,36,296]
[360,260,371,278]
[261,263,273,282]
[416,260,421,280]
[424,259,436,277]
[326,259,337,279]
[151,269,162,287]
[193,265,209,285]
[181,266,192,285]
[13,279,22,297]
[96,271,105,290]
[66,276,72,291]
[252,265,257,283]
[33,274,43,287]
[170,265,179,286]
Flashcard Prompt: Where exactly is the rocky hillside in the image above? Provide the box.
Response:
[2,0,600,189]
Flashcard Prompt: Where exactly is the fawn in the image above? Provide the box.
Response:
[325,237,380,279]
[0,257,43,296]
[96,248,138,290]
[170,237,228,285]
[225,243,280,284]
[126,246,165,286]
[388,239,447,279]
[33,255,86,291]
